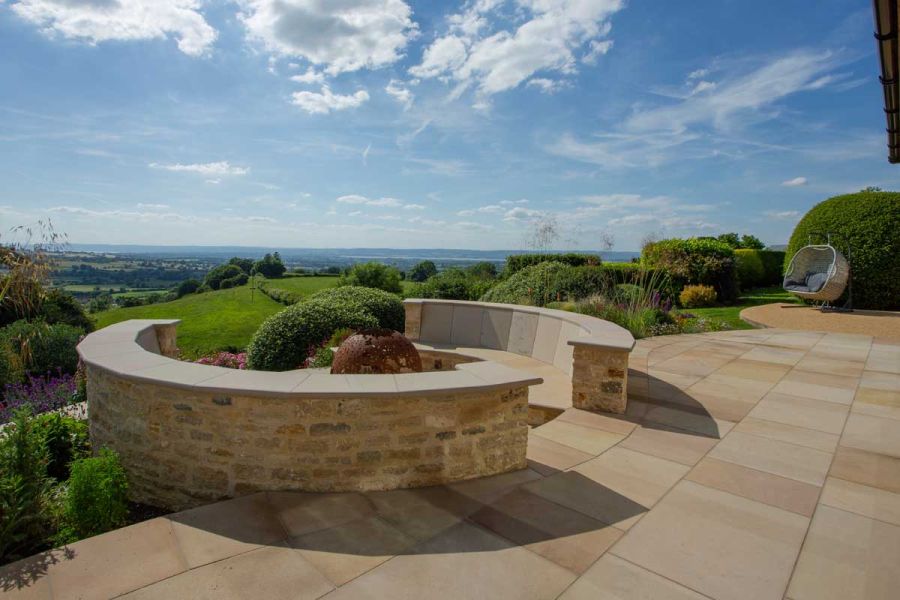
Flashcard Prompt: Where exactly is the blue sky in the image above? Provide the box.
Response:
[0,0,894,250]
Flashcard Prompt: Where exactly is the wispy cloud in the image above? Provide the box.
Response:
[149,161,250,176]
[781,176,808,187]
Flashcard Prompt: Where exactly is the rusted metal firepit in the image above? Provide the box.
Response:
[331,328,423,374]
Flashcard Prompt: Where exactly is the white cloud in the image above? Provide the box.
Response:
[291,86,369,114]
[500,199,529,205]
[526,78,569,94]
[551,50,845,169]
[239,0,417,75]
[10,0,216,57]
[411,0,623,99]
[136,203,170,210]
[290,67,325,84]
[764,210,800,219]
[782,176,808,187]
[582,39,613,65]
[149,161,250,176]
[336,194,421,210]
[503,206,544,221]
[385,79,414,110]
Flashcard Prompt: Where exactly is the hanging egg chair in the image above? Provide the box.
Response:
[782,243,851,303]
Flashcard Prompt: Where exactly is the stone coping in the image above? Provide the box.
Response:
[76,319,543,399]
[403,298,635,352]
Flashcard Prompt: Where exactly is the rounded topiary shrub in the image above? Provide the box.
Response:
[307,286,405,332]
[246,300,378,371]
[786,191,900,309]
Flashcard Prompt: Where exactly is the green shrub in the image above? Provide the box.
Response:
[679,284,718,308]
[219,272,249,289]
[204,264,244,290]
[37,289,93,332]
[340,262,403,294]
[0,408,53,563]
[228,257,255,275]
[35,413,90,482]
[0,320,82,376]
[175,278,202,298]
[62,448,129,540]
[307,286,405,331]
[735,249,765,289]
[481,262,575,306]
[786,191,900,309]
[248,286,404,371]
[504,253,601,275]
[413,268,493,301]
[642,238,737,302]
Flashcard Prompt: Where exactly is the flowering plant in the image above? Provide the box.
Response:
[195,351,247,369]
[1,370,77,422]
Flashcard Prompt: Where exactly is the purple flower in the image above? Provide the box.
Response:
[1,370,77,422]
[194,351,247,370]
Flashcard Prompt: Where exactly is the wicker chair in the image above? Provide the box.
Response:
[783,244,850,303]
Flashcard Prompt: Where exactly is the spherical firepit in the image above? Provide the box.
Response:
[331,328,423,374]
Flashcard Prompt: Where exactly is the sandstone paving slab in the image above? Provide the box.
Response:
[712,358,791,383]
[611,480,810,600]
[652,349,734,378]
[772,369,857,405]
[819,477,900,527]
[555,408,637,436]
[526,432,593,475]
[787,505,900,600]
[290,516,417,586]
[365,487,478,543]
[42,518,188,600]
[748,391,849,434]
[446,467,543,504]
[119,545,334,600]
[559,553,709,600]
[686,457,821,517]
[740,345,806,366]
[319,522,577,600]
[469,487,623,574]
[268,492,376,538]
[674,390,757,423]
[809,343,872,362]
[794,355,866,378]
[839,412,900,458]
[0,553,58,600]
[852,387,900,421]
[686,372,773,403]
[732,417,839,453]
[860,370,900,392]
[708,430,833,486]
[618,423,719,466]
[167,492,287,569]
[529,419,625,456]
[829,447,900,495]
[640,403,734,439]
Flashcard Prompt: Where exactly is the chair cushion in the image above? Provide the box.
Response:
[805,272,828,292]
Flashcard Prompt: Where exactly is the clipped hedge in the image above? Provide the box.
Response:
[504,253,601,275]
[246,286,404,371]
[412,268,494,301]
[786,191,900,310]
[642,238,738,303]
[758,250,786,284]
[735,249,785,289]
[307,287,405,332]
[481,262,573,306]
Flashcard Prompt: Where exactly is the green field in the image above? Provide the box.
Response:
[262,276,417,297]
[684,286,800,329]
[93,286,284,358]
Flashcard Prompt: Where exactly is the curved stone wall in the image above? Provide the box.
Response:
[78,320,539,511]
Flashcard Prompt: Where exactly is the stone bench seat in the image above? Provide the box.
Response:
[404,299,635,415]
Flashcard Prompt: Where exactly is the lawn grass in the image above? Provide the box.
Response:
[684,286,800,329]
[92,286,284,358]
[263,276,417,297]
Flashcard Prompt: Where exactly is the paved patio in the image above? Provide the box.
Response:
[2,328,899,600]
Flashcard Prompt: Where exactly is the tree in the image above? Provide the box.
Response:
[408,260,437,282]
[340,262,403,294]
[739,234,765,250]
[467,261,498,279]
[204,264,244,290]
[228,257,254,275]
[716,233,741,249]
[252,252,286,278]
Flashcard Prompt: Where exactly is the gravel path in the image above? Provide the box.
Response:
[741,302,900,341]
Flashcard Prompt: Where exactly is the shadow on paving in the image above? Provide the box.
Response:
[0,547,74,592]
[625,369,724,439]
